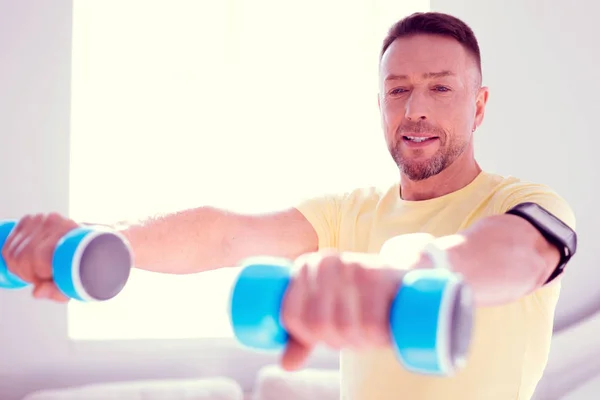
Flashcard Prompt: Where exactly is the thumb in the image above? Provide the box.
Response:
[32,281,69,303]
[281,337,314,372]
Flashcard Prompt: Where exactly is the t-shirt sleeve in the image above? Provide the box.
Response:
[494,182,576,231]
[294,192,347,251]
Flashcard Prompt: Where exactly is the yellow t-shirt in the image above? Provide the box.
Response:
[295,171,576,400]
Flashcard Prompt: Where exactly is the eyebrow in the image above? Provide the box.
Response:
[385,70,455,81]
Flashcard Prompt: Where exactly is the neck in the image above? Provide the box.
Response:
[399,149,481,201]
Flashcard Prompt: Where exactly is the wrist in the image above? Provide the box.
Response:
[423,235,471,274]
[420,239,453,270]
[379,233,436,269]
[379,233,467,272]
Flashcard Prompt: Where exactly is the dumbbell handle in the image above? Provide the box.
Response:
[229,257,474,376]
[0,219,132,301]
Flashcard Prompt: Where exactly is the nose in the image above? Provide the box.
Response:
[404,92,429,121]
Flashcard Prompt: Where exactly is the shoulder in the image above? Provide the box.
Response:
[293,183,396,230]
[342,185,390,208]
[296,184,391,212]
[293,183,394,250]
[487,174,576,230]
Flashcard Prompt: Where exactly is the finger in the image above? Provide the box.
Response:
[32,214,79,281]
[311,255,344,350]
[4,215,40,282]
[281,337,314,371]
[32,281,69,302]
[49,286,70,303]
[31,230,65,282]
[356,266,392,347]
[13,222,53,281]
[334,262,366,349]
[3,215,35,259]
[282,263,319,349]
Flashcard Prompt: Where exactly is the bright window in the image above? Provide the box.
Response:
[68,0,429,341]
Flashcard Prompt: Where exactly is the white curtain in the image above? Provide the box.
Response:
[68,0,428,340]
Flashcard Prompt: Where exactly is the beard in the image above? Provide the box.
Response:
[388,122,468,181]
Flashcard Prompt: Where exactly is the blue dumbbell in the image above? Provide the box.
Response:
[229,257,474,376]
[0,219,133,301]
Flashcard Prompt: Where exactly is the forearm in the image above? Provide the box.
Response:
[102,207,238,274]
[90,206,317,275]
[431,214,561,306]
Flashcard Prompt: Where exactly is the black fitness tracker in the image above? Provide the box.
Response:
[506,202,577,284]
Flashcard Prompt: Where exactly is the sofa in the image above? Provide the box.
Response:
[22,366,340,400]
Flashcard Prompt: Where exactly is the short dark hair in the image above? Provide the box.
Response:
[381,12,481,75]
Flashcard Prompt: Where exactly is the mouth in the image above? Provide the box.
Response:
[401,135,440,150]
[402,135,439,144]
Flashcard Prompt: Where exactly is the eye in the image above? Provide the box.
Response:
[389,88,408,95]
[433,85,451,92]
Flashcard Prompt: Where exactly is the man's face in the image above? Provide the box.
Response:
[379,34,487,181]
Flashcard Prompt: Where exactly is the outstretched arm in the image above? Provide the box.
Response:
[425,212,571,306]
[2,206,318,301]
[116,206,318,274]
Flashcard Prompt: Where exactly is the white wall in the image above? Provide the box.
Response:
[1,1,597,399]
[1,1,74,398]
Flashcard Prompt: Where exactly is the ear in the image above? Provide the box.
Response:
[377,93,381,111]
[473,86,489,131]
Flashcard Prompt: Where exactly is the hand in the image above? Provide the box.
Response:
[279,251,406,371]
[1,213,79,302]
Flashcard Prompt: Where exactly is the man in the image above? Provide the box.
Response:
[2,12,577,400]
